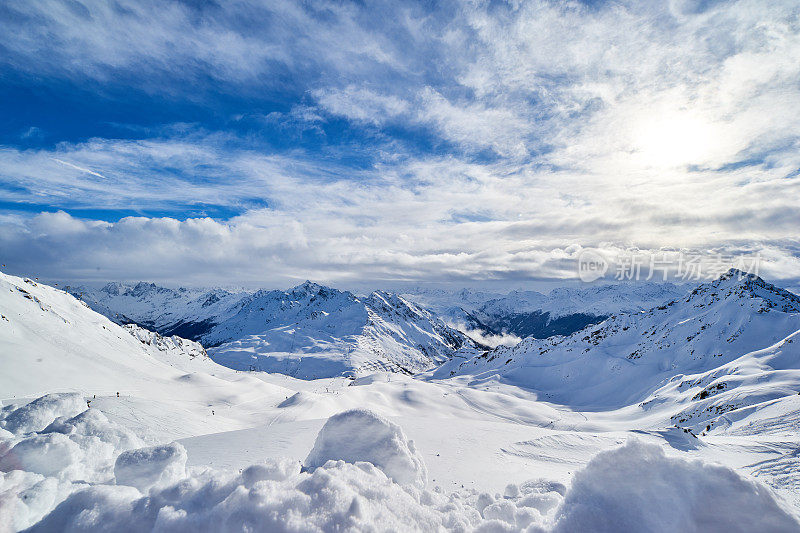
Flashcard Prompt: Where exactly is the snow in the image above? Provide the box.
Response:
[553,440,800,533]
[3,270,800,530]
[114,442,187,492]
[1,393,86,434]
[305,409,427,487]
[446,269,800,409]
[72,280,475,378]
[5,395,797,532]
[122,324,207,363]
[241,458,300,486]
[0,271,295,440]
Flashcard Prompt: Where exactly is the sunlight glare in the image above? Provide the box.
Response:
[633,113,718,168]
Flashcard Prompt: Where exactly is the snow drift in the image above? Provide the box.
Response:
[114,442,187,492]
[553,440,799,532]
[3,396,798,532]
[305,409,427,488]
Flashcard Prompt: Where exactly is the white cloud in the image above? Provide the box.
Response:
[2,1,800,286]
[417,87,532,158]
[314,86,409,126]
[450,322,523,348]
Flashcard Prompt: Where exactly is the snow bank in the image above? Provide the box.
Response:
[114,442,187,492]
[304,408,428,487]
[1,393,86,434]
[4,397,799,532]
[241,457,300,487]
[43,408,141,451]
[0,396,146,530]
[551,440,799,533]
[30,460,474,532]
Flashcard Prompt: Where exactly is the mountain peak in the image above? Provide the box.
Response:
[289,280,325,296]
[101,282,125,295]
[129,281,162,297]
[688,269,800,313]
[719,267,757,282]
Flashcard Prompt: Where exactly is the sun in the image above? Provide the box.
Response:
[632,113,718,169]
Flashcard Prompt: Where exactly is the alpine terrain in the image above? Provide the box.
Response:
[2,269,800,531]
[69,281,476,378]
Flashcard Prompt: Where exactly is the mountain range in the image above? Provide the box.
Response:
[402,282,687,341]
[68,281,477,378]
[439,269,800,435]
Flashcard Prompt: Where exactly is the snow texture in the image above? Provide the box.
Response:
[305,408,428,488]
[553,440,800,533]
[4,396,797,532]
[1,393,86,434]
[114,442,187,492]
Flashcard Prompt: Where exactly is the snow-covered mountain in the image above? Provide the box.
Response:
[66,282,248,339]
[478,281,687,318]
[403,282,687,341]
[5,271,800,529]
[440,270,800,417]
[69,281,475,378]
[0,272,288,431]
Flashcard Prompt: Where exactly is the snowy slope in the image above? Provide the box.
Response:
[444,270,800,409]
[646,330,800,433]
[4,272,800,530]
[71,281,475,378]
[0,272,291,437]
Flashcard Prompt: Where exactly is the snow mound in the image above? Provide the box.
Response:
[2,393,86,434]
[241,458,300,487]
[0,396,146,530]
[0,433,85,477]
[43,409,141,451]
[305,409,428,487]
[30,460,468,532]
[552,440,800,532]
[28,440,798,532]
[5,394,799,532]
[114,442,188,492]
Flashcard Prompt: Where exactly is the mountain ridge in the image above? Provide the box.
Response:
[439,269,800,413]
[68,279,477,378]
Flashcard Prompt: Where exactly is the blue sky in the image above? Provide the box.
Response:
[1,0,799,287]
